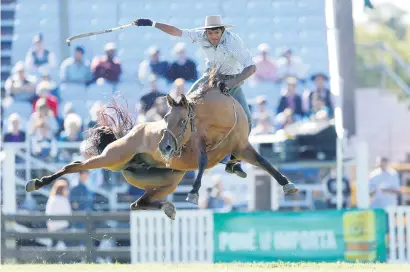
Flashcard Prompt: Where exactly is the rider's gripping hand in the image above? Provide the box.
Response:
[133,18,154,27]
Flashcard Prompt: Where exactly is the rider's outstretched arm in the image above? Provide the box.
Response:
[133,18,182,37]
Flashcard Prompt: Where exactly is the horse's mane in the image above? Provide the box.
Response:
[186,68,224,104]
[84,97,136,158]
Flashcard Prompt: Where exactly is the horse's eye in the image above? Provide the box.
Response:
[181,119,186,125]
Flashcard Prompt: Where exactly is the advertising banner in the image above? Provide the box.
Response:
[213,209,387,262]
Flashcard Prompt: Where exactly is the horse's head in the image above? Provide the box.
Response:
[158,94,195,161]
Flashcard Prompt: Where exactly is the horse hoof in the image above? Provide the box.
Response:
[283,183,298,195]
[25,179,39,192]
[186,193,199,205]
[162,202,176,220]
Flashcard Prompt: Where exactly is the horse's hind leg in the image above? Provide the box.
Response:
[26,143,137,192]
[235,144,298,195]
[130,185,178,220]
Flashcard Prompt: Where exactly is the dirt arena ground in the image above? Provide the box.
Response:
[1,263,409,272]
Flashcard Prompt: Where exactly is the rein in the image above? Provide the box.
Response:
[162,103,196,158]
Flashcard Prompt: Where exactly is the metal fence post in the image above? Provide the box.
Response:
[86,213,94,263]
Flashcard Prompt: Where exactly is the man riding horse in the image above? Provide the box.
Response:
[134,15,256,180]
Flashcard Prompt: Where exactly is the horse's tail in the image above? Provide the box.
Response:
[84,98,136,158]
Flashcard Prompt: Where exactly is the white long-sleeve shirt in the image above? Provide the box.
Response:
[369,168,401,209]
[45,195,72,232]
[181,29,254,75]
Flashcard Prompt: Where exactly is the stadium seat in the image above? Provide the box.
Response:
[59,83,88,102]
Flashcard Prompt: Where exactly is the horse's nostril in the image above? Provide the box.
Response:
[165,145,172,152]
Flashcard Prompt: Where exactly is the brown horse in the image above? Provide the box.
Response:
[25,73,297,219]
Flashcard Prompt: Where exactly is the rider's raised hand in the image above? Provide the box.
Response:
[133,18,153,27]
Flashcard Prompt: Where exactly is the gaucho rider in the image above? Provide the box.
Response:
[133,15,257,178]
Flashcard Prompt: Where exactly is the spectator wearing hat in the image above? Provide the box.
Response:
[4,61,37,102]
[138,46,169,83]
[32,81,58,117]
[139,74,166,114]
[60,45,92,85]
[91,42,122,84]
[167,42,198,83]
[25,33,56,74]
[252,43,277,82]
[309,73,333,117]
[276,49,308,82]
[277,77,304,116]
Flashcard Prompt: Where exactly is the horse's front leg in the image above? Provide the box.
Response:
[186,140,208,205]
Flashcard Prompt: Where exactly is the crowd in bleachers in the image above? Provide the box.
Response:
[2,28,333,210]
[3,30,334,157]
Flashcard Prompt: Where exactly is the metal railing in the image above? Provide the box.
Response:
[357,42,410,98]
[1,212,131,264]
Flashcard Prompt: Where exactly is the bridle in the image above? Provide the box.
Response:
[162,103,196,158]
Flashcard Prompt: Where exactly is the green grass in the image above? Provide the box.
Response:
[1,263,410,272]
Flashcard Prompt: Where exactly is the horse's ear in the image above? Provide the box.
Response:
[166,94,176,107]
[180,94,188,108]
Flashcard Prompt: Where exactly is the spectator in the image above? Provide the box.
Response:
[309,94,330,121]
[199,175,232,211]
[58,113,83,162]
[167,42,198,83]
[276,49,308,82]
[45,178,71,248]
[38,67,59,99]
[60,45,92,85]
[252,43,277,82]
[59,113,83,142]
[138,46,169,83]
[277,77,304,116]
[31,119,58,162]
[32,81,58,117]
[4,61,37,102]
[3,113,26,142]
[252,95,274,125]
[91,42,122,84]
[369,156,401,209]
[251,113,275,135]
[169,78,186,99]
[25,33,56,74]
[70,170,93,212]
[309,73,333,117]
[28,98,58,135]
[275,108,299,130]
[140,74,166,114]
[87,101,103,129]
[145,97,168,122]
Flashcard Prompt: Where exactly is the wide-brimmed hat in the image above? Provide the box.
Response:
[195,15,232,30]
[310,73,329,81]
[104,42,116,51]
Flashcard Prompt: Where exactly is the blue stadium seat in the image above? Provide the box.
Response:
[59,83,88,102]
[87,82,115,102]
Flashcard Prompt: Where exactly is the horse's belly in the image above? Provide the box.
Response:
[122,167,185,190]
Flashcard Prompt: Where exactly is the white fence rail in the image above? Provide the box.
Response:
[386,206,410,263]
[130,210,214,264]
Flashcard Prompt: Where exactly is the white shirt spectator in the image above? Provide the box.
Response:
[45,195,72,232]
[182,29,254,75]
[369,168,401,209]
[276,51,308,80]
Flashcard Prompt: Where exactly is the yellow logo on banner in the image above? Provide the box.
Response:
[343,210,377,261]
